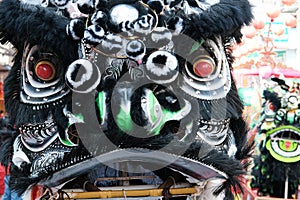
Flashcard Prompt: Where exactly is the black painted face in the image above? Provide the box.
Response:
[0,0,253,197]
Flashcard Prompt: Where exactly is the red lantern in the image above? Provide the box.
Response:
[253,19,265,30]
[243,26,256,39]
[273,26,285,36]
[253,20,265,30]
[285,15,297,28]
[266,7,281,19]
[281,0,296,6]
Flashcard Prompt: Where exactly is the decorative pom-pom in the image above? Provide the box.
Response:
[147,0,164,13]
[84,24,106,45]
[119,20,134,36]
[97,33,123,54]
[145,51,179,84]
[167,16,185,35]
[66,19,86,40]
[125,40,146,64]
[91,10,108,25]
[77,0,97,14]
[66,59,101,93]
[150,27,172,47]
[133,14,155,35]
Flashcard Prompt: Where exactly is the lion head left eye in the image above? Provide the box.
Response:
[24,45,60,84]
[34,60,56,81]
[180,38,231,100]
[191,56,215,79]
[20,45,70,104]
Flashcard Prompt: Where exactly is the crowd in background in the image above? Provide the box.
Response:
[0,111,22,200]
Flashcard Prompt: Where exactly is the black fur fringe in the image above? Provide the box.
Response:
[0,0,77,59]
[0,129,17,168]
[186,0,253,42]
[184,141,247,199]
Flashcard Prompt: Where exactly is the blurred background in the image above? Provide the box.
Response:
[233,0,300,127]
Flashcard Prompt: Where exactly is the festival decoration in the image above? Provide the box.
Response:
[281,0,297,6]
[253,19,265,30]
[285,14,297,28]
[0,0,253,199]
[266,7,281,20]
[233,2,298,81]
[243,26,257,39]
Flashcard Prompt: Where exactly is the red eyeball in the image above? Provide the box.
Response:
[35,61,55,81]
[268,103,275,111]
[193,58,215,77]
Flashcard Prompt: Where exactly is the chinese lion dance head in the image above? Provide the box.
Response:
[0,0,253,199]
[251,77,300,198]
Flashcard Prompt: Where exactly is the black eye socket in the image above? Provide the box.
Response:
[25,46,59,83]
[20,45,70,105]
[34,60,56,81]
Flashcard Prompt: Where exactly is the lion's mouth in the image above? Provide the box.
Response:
[266,125,300,162]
